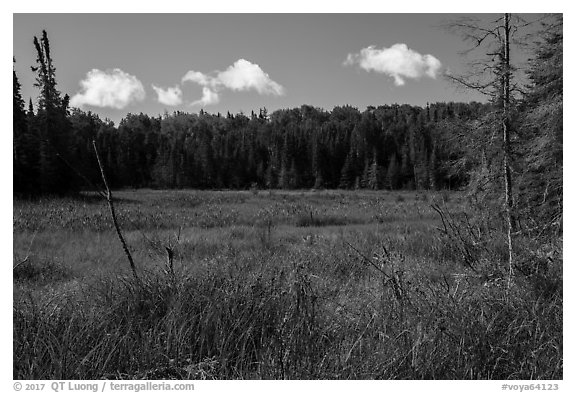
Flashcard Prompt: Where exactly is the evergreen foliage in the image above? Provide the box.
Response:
[517,15,563,234]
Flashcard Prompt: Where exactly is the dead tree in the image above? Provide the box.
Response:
[92,140,139,282]
[444,14,526,288]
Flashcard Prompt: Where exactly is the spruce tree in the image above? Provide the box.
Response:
[339,151,355,189]
[518,15,563,232]
[13,60,29,194]
[367,157,382,190]
[31,30,74,194]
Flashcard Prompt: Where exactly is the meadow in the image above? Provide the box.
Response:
[13,189,562,379]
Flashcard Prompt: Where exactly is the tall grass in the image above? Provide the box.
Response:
[13,246,561,379]
[13,190,562,379]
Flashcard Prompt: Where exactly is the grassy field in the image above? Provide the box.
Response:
[13,189,562,379]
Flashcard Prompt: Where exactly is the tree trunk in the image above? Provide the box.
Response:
[502,13,515,288]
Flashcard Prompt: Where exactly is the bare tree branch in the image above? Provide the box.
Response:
[92,140,139,282]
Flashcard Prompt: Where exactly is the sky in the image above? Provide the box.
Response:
[14,13,543,125]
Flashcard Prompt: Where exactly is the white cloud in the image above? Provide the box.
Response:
[344,43,442,86]
[182,71,211,86]
[182,59,284,106]
[217,59,284,95]
[70,68,145,109]
[152,84,183,106]
[191,87,220,107]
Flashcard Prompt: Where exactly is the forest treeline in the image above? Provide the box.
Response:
[17,99,491,192]
[13,17,562,226]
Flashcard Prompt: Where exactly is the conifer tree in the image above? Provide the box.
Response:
[367,157,383,190]
[13,60,29,194]
[31,30,74,194]
[339,150,355,189]
[518,15,563,232]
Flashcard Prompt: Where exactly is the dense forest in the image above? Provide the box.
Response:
[13,16,562,229]
[17,100,492,192]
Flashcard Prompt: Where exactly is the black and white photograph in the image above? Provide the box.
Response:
[11,4,564,388]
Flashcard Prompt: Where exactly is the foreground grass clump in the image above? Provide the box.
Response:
[13,258,74,284]
[13,190,562,379]
[14,248,561,379]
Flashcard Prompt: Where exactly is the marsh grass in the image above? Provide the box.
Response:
[13,257,75,284]
[294,211,360,227]
[13,190,562,379]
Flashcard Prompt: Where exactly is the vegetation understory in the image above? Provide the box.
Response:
[13,190,562,379]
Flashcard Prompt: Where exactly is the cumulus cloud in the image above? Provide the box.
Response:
[218,59,284,95]
[191,87,220,106]
[70,68,146,109]
[182,71,211,86]
[182,59,284,106]
[152,85,183,106]
[344,43,442,86]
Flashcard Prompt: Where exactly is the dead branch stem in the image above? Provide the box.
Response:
[92,140,139,282]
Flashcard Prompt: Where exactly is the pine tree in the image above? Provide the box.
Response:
[13,60,29,194]
[339,151,355,189]
[31,30,74,194]
[367,157,382,190]
[518,15,563,232]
